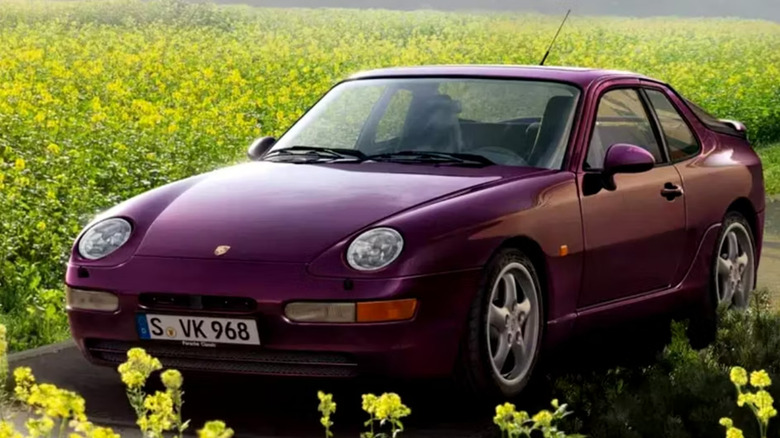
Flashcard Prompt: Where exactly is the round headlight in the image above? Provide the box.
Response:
[346,228,404,271]
[78,218,133,260]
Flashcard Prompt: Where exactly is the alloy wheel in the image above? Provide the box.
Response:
[486,262,541,386]
[715,222,755,309]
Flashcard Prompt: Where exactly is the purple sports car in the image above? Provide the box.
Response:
[66,66,764,398]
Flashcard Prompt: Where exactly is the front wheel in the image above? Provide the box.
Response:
[456,248,544,399]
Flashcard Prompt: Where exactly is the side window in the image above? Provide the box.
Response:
[375,89,413,143]
[585,89,663,169]
[645,89,699,161]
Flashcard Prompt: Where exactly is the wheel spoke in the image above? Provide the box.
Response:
[736,253,749,271]
[493,336,510,371]
[516,298,531,317]
[489,304,508,330]
[502,274,518,307]
[735,280,748,305]
[721,279,735,304]
[727,232,739,260]
[507,335,527,378]
[718,257,732,276]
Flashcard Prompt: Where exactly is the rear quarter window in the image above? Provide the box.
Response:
[645,89,700,161]
[683,98,745,138]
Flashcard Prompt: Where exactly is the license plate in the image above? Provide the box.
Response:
[136,314,260,346]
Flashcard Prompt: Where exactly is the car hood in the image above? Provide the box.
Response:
[133,161,541,262]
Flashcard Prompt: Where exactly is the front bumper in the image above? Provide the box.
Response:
[67,256,482,378]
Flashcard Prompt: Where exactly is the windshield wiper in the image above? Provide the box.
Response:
[366,150,494,166]
[263,146,367,162]
[262,147,493,167]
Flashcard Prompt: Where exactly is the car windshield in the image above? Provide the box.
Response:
[270,78,580,169]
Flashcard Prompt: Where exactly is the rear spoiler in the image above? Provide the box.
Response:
[719,119,748,140]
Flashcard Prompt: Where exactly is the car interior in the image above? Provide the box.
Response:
[386,90,577,168]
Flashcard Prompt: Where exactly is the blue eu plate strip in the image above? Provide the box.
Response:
[136,314,150,339]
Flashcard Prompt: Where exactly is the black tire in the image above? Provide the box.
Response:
[455,248,545,400]
[688,211,755,349]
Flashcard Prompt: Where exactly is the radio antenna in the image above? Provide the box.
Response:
[540,9,571,66]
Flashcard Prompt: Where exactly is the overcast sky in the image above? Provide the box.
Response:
[217,0,780,21]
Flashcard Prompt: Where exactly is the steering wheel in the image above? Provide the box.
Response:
[470,146,529,167]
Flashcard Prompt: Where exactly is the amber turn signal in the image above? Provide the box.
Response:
[356,299,418,323]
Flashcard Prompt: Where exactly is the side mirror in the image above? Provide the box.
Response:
[601,143,655,190]
[247,137,276,161]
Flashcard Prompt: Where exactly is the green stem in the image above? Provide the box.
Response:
[748,404,765,438]
[172,389,183,438]
[0,391,7,421]
[58,417,66,438]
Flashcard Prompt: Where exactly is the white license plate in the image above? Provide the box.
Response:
[137,314,260,346]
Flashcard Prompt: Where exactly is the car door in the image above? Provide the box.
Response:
[577,86,687,308]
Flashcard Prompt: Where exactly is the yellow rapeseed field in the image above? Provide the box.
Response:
[0,0,779,348]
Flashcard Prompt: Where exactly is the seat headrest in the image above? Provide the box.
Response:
[418,94,462,114]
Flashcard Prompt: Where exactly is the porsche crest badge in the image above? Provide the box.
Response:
[214,245,231,256]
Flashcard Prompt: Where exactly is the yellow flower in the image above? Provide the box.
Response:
[117,348,162,389]
[317,391,336,436]
[198,421,234,438]
[13,158,25,171]
[36,221,46,231]
[372,393,411,422]
[317,391,336,417]
[750,370,772,388]
[361,394,378,416]
[89,426,121,438]
[755,390,774,408]
[140,391,176,435]
[119,369,145,388]
[0,421,23,438]
[758,406,778,423]
[25,383,86,420]
[493,402,517,428]
[13,367,36,402]
[753,390,777,422]
[719,417,733,428]
[737,392,754,407]
[25,416,55,438]
[532,410,554,427]
[730,367,748,386]
[726,426,745,438]
[46,143,61,155]
[161,369,183,390]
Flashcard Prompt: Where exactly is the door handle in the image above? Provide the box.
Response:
[660,182,683,200]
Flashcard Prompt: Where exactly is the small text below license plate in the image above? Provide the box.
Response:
[137,314,260,345]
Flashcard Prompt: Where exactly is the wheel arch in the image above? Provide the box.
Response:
[495,235,549,318]
[726,197,759,247]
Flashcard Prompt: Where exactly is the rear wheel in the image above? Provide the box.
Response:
[714,214,756,308]
[689,211,756,347]
[456,248,544,399]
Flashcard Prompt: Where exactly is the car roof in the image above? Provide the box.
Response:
[348,65,655,87]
